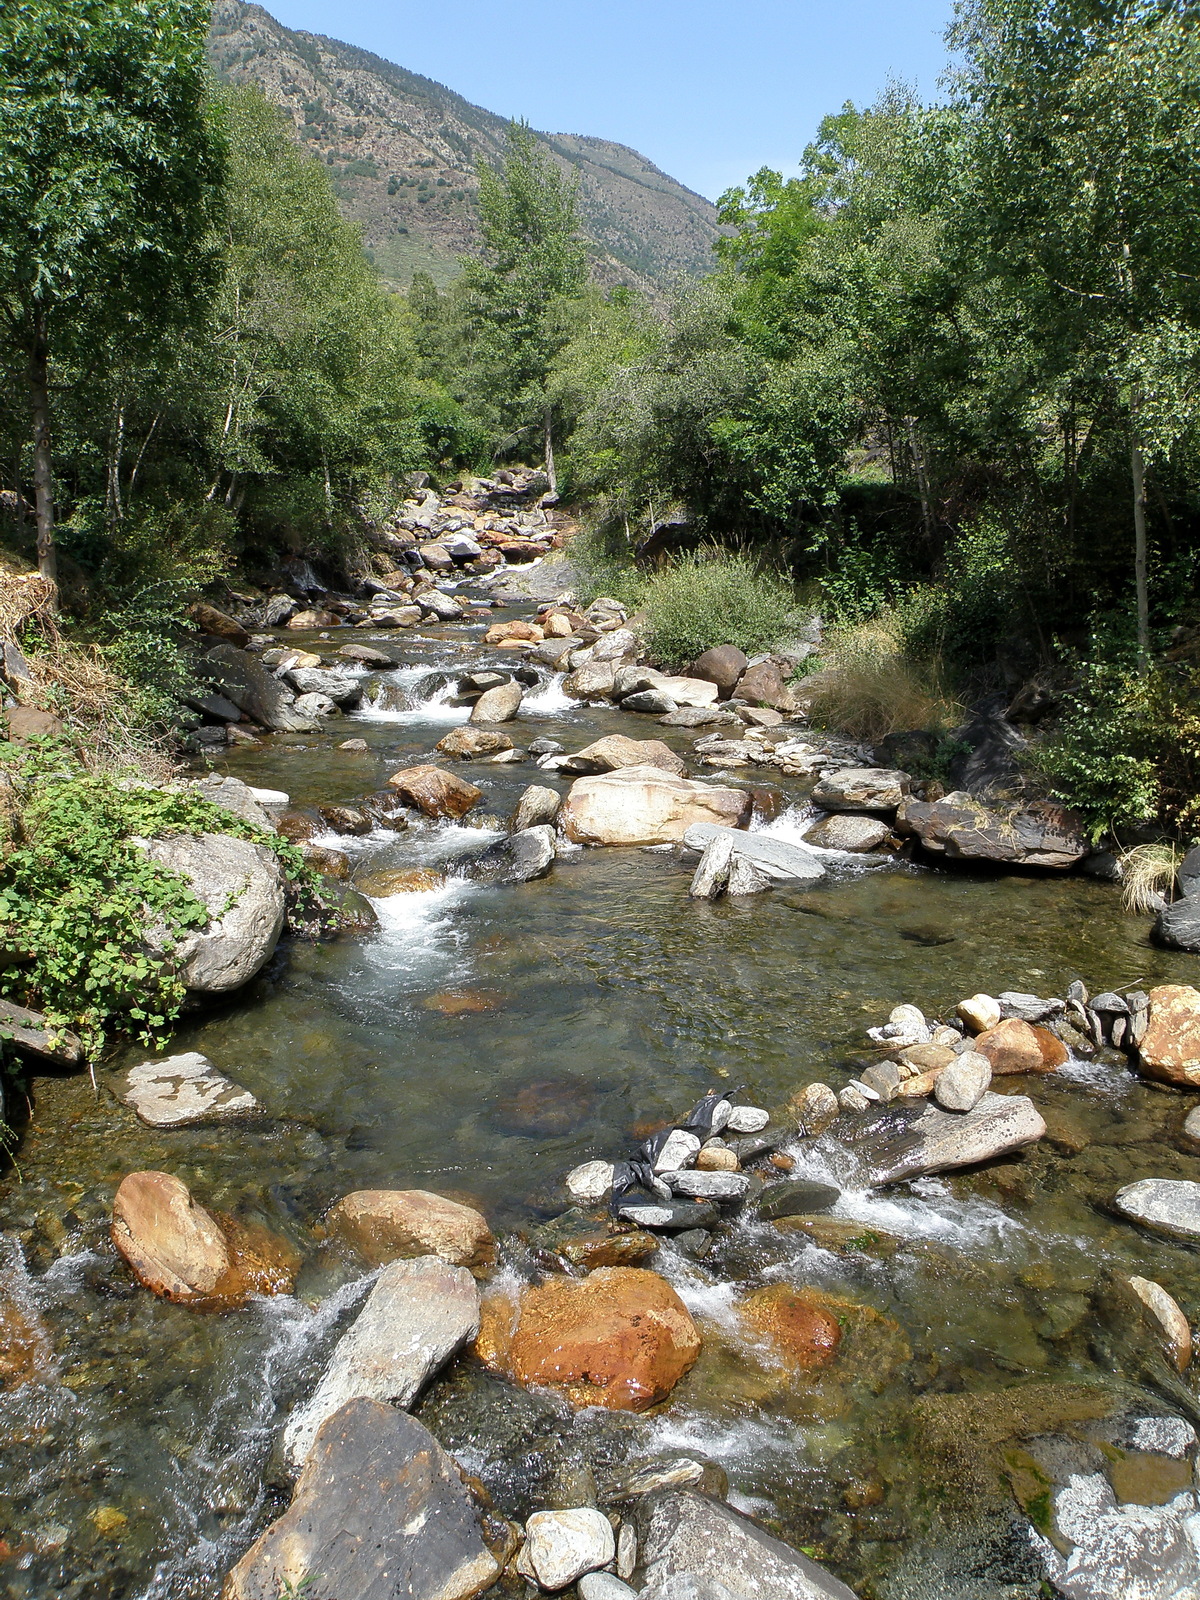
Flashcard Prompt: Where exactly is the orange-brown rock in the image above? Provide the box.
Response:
[1137,985,1200,1086]
[898,1043,957,1074]
[0,1283,53,1389]
[190,601,249,649]
[386,764,481,818]
[111,1171,299,1311]
[484,619,543,644]
[974,1018,1065,1074]
[479,1267,700,1411]
[325,1189,495,1276]
[356,867,446,895]
[422,988,502,1015]
[739,1284,842,1371]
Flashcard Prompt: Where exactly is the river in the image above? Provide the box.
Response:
[2,597,1199,1600]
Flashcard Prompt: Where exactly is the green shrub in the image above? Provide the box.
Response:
[0,740,318,1054]
[640,552,801,666]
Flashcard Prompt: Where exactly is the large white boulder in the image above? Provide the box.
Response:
[560,766,752,846]
[137,831,286,994]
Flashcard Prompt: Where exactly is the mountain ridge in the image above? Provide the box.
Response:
[207,2,724,289]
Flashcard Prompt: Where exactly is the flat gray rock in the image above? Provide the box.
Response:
[860,1092,1046,1185]
[122,1052,260,1127]
[682,824,825,884]
[1113,1178,1200,1240]
[664,1170,750,1201]
[225,1399,499,1600]
[283,1256,479,1471]
[636,1490,858,1600]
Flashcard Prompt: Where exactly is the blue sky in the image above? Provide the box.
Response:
[265,0,956,201]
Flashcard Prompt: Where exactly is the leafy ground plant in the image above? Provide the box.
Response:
[0,738,317,1055]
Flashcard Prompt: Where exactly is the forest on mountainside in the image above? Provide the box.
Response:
[2,0,1200,840]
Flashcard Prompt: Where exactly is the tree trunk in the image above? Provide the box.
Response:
[543,404,557,493]
[28,312,57,590]
[1131,391,1150,674]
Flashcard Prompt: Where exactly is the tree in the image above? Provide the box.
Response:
[454,121,587,486]
[951,0,1200,666]
[0,0,223,587]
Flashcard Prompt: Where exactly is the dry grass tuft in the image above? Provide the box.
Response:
[1120,843,1178,914]
[802,614,961,744]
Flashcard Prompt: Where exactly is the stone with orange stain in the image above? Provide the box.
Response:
[111,1171,299,1311]
[477,1267,700,1411]
[974,1018,1066,1074]
[325,1189,495,1276]
[1137,985,1200,1086]
[357,867,447,896]
[0,1284,53,1390]
[386,764,481,819]
[423,989,502,1016]
[739,1284,842,1371]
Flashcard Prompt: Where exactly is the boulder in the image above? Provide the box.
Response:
[112,1171,298,1311]
[810,767,910,814]
[283,1257,480,1471]
[803,814,892,852]
[191,601,249,648]
[417,590,464,622]
[659,705,740,728]
[933,1054,992,1111]
[683,822,825,883]
[519,1509,615,1591]
[1113,1178,1200,1242]
[437,727,513,759]
[561,768,752,847]
[3,704,64,742]
[465,825,556,885]
[635,1490,858,1600]
[665,1170,750,1201]
[759,1179,840,1219]
[734,660,793,709]
[562,734,686,776]
[136,832,285,994]
[470,681,523,724]
[974,1018,1067,1074]
[591,627,638,661]
[285,667,363,706]
[860,1092,1047,1185]
[190,773,276,832]
[563,661,617,700]
[479,1266,700,1411]
[894,792,1088,869]
[1136,985,1200,1086]
[122,1052,260,1127]
[387,765,481,818]
[617,1199,720,1231]
[337,644,394,666]
[621,689,677,714]
[293,692,336,718]
[739,1283,842,1368]
[325,1189,495,1274]
[203,643,317,732]
[512,784,561,831]
[224,1400,500,1600]
[690,645,749,697]
[486,618,542,644]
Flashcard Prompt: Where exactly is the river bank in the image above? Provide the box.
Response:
[3,572,1200,1600]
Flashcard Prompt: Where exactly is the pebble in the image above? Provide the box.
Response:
[579,1575,637,1600]
[846,1077,881,1102]
[665,1170,750,1201]
[695,1146,739,1172]
[617,1200,720,1231]
[1128,1275,1192,1372]
[520,1507,615,1590]
[934,1052,992,1112]
[617,1522,637,1581]
[725,1105,769,1134]
[958,993,1001,1033]
[653,1129,702,1173]
[839,1085,872,1113]
[565,1160,615,1205]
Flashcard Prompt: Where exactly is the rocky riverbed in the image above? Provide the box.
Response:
[4,556,1200,1600]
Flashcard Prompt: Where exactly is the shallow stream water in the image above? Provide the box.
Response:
[3,601,1200,1599]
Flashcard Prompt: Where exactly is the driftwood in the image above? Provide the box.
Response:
[0,998,82,1064]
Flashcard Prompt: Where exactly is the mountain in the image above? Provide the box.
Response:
[207,2,724,290]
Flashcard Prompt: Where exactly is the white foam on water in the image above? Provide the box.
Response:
[310,825,403,856]
[520,673,575,715]
[133,1273,377,1600]
[1056,1054,1137,1095]
[751,804,893,869]
[353,666,469,725]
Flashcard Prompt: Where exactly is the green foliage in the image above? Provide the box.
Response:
[0,740,315,1054]
[1036,634,1159,841]
[638,552,801,668]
